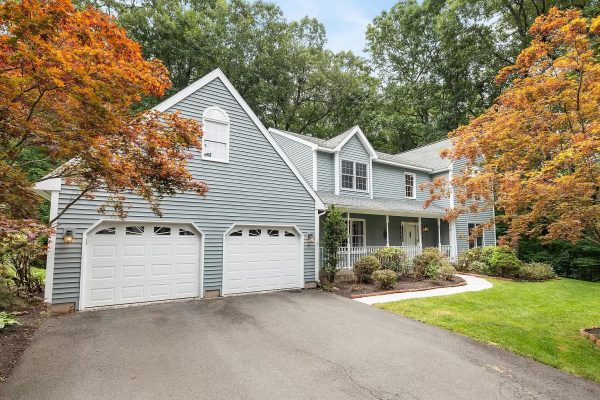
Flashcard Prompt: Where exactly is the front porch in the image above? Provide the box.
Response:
[319,211,455,270]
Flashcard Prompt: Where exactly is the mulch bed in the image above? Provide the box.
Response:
[580,327,600,348]
[332,275,466,299]
[0,301,46,383]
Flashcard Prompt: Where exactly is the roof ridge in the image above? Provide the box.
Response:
[396,137,452,155]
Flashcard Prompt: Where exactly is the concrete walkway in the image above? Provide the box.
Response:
[355,274,493,305]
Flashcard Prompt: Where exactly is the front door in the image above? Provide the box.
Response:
[402,222,419,246]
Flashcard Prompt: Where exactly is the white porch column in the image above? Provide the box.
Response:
[346,212,351,268]
[418,217,423,249]
[449,220,458,261]
[437,218,442,251]
[385,215,390,247]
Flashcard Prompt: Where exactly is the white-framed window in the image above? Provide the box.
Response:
[342,219,366,247]
[202,106,229,163]
[341,160,368,191]
[468,223,484,249]
[405,172,416,199]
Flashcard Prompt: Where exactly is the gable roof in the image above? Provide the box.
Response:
[270,127,452,173]
[154,69,325,210]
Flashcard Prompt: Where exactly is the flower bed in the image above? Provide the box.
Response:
[332,275,466,299]
[580,327,600,348]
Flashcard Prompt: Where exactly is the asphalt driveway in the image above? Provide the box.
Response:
[1,290,599,400]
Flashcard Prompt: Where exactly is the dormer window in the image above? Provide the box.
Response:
[405,172,416,199]
[341,160,368,191]
[202,106,229,163]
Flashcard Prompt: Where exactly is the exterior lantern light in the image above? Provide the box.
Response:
[63,229,74,244]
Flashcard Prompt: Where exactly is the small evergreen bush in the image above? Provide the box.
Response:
[518,262,557,281]
[489,246,522,277]
[438,260,457,280]
[370,247,408,275]
[412,248,447,280]
[371,269,397,290]
[353,256,381,283]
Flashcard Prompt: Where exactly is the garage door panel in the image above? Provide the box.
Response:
[85,223,201,308]
[223,226,302,295]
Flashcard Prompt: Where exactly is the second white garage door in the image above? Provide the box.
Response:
[223,226,303,295]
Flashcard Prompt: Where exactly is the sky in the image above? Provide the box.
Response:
[270,0,398,56]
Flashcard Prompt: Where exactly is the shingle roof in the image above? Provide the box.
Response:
[388,139,453,171]
[271,127,452,172]
[317,192,446,217]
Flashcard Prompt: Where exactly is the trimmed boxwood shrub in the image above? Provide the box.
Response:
[370,247,408,275]
[371,269,397,290]
[412,247,447,280]
[438,260,457,281]
[489,246,522,277]
[518,262,557,281]
[457,247,494,273]
[353,256,381,283]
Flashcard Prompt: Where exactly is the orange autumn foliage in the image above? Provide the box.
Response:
[0,0,208,236]
[424,8,600,245]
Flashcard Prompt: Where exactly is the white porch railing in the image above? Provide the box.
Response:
[321,245,453,270]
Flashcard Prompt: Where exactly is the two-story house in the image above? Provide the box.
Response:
[269,126,496,269]
[35,69,494,311]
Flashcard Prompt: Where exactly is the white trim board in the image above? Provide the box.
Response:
[153,68,325,210]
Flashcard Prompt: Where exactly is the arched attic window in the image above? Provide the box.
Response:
[202,106,230,163]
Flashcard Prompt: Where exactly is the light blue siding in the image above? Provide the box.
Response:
[452,158,496,253]
[271,132,313,184]
[372,163,432,204]
[339,135,371,198]
[52,78,317,306]
[316,151,334,193]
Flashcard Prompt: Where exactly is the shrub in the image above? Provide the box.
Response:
[320,205,348,284]
[519,262,557,281]
[489,246,522,277]
[438,260,457,281]
[353,256,381,283]
[469,260,490,275]
[457,246,495,273]
[371,269,397,290]
[370,247,408,274]
[0,312,20,330]
[412,248,447,280]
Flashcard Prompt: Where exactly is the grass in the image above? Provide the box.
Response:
[379,278,600,382]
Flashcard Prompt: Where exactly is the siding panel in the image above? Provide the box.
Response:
[316,151,334,193]
[271,132,314,184]
[52,78,316,306]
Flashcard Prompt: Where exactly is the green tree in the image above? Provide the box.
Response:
[321,206,348,285]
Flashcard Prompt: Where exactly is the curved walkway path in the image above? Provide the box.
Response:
[355,274,493,305]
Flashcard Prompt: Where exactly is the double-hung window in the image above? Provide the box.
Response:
[405,172,416,199]
[202,106,230,163]
[468,223,484,249]
[342,219,365,248]
[341,160,368,191]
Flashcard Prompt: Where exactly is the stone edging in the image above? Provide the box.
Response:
[350,278,467,299]
[580,328,600,348]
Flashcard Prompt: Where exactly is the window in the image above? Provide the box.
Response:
[202,107,229,163]
[342,219,365,247]
[125,226,144,236]
[229,230,243,237]
[179,228,195,236]
[96,227,115,235]
[153,226,171,236]
[249,229,262,237]
[267,229,279,237]
[284,231,296,237]
[468,223,483,249]
[405,172,416,199]
[341,160,368,191]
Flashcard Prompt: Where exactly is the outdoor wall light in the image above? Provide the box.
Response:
[306,233,315,244]
[63,229,74,244]
[422,225,429,233]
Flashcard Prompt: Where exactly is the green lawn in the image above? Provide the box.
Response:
[379,278,600,382]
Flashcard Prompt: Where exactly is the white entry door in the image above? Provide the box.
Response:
[83,222,201,308]
[402,222,419,246]
[223,226,303,295]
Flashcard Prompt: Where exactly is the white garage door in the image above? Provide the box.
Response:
[223,226,303,295]
[83,222,201,308]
